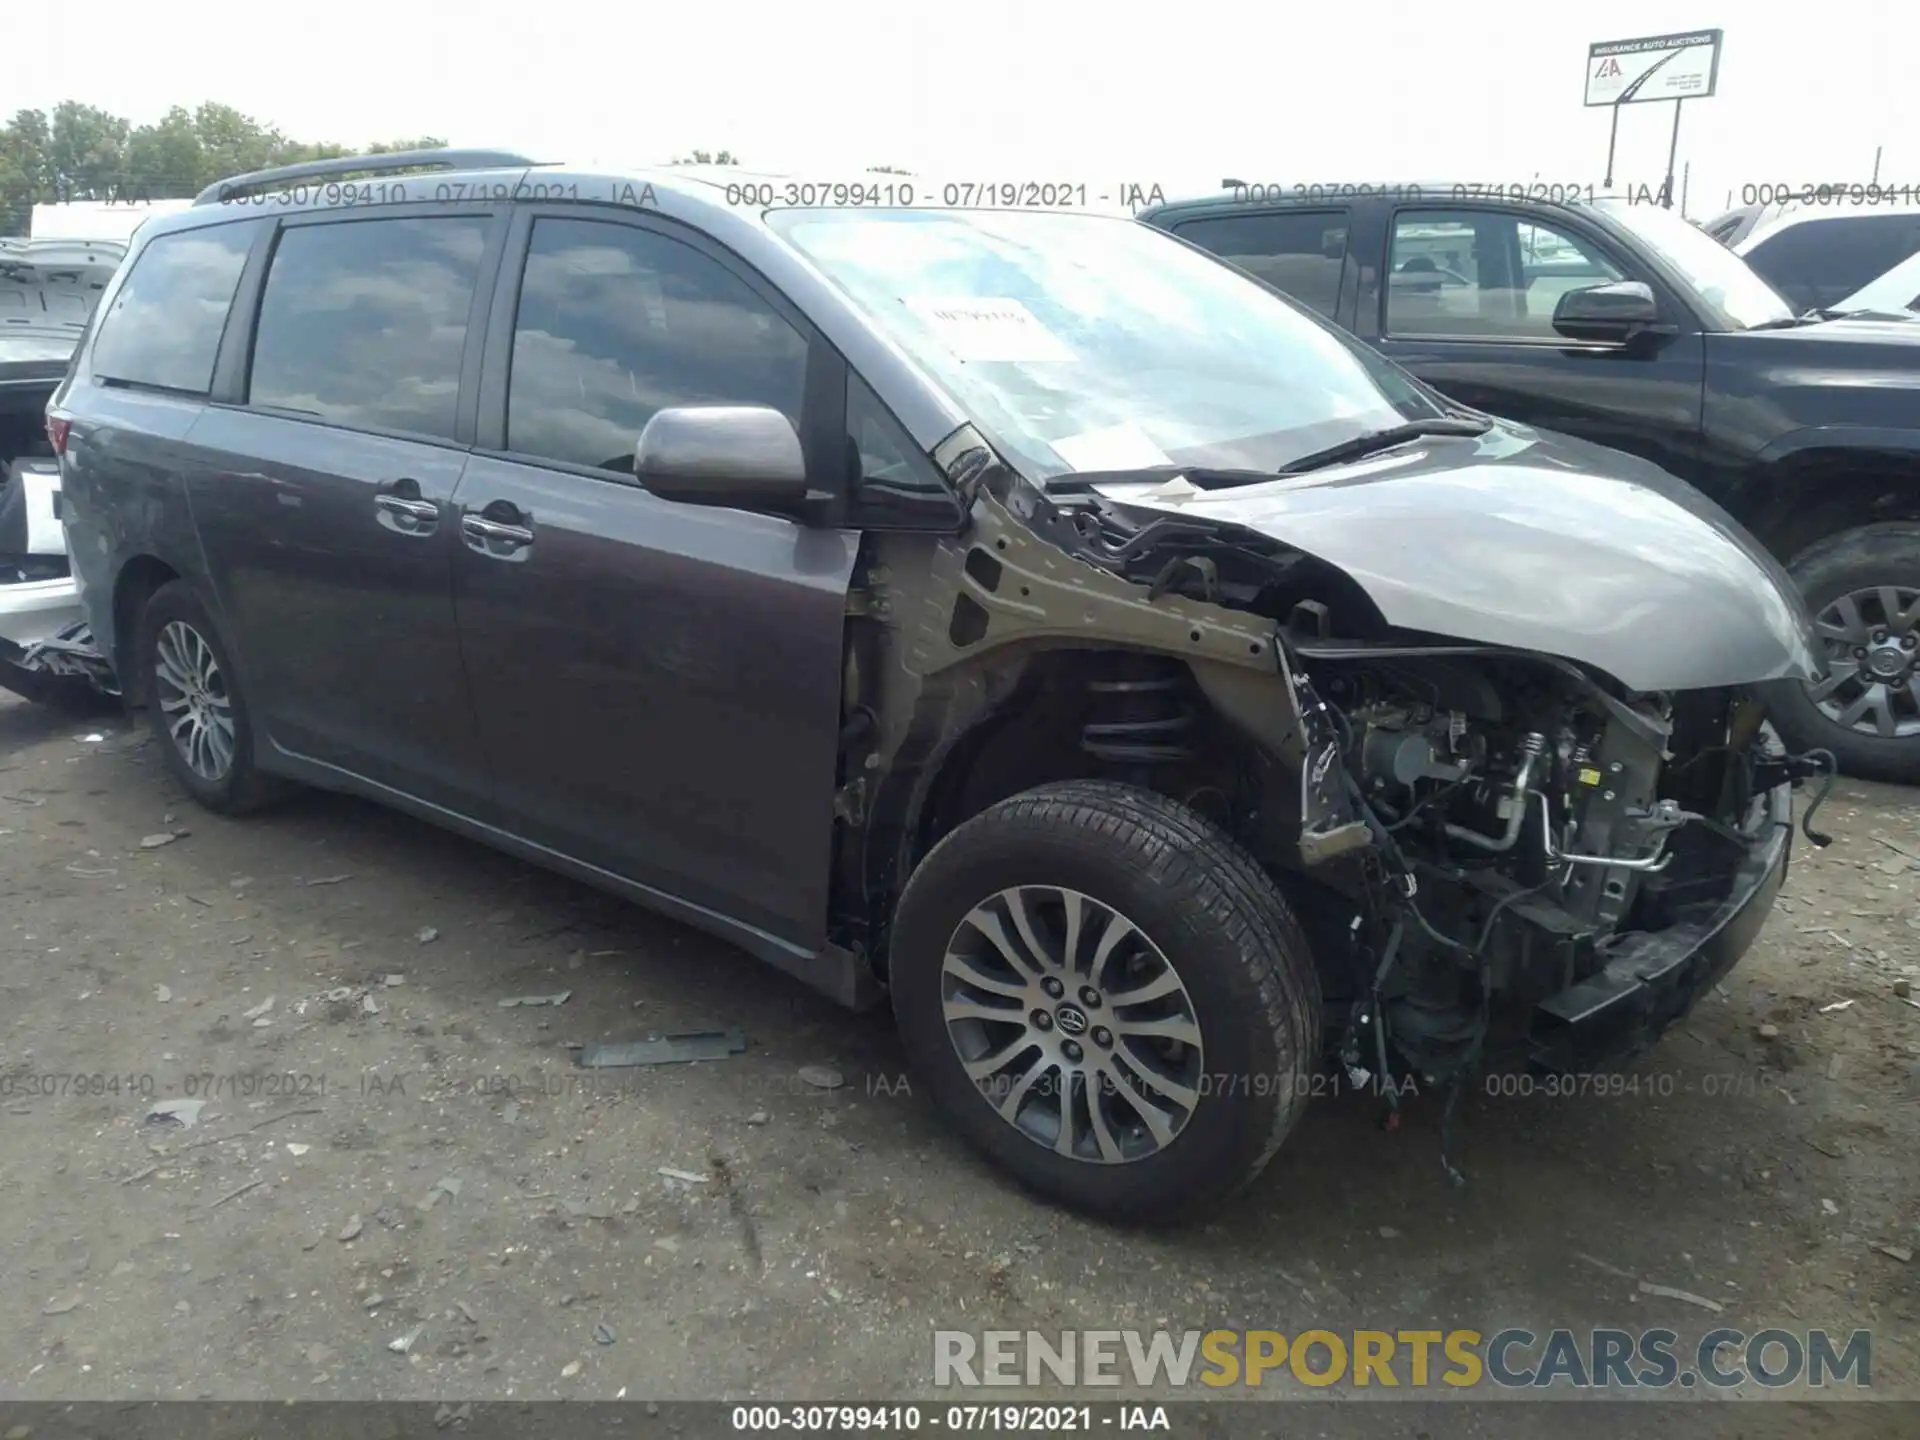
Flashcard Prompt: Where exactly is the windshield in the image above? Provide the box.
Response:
[1593,200,1796,330]
[766,208,1449,480]
[1836,250,1920,314]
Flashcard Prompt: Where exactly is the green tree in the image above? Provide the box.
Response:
[671,149,741,165]
[0,109,52,231]
[0,100,461,231]
[364,137,451,156]
[190,102,291,186]
[124,106,205,196]
[866,165,911,174]
[45,101,130,199]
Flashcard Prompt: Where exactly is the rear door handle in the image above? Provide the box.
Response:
[461,512,535,559]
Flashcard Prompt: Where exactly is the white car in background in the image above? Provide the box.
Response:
[0,234,127,701]
[1703,197,1920,316]
[1822,248,1920,318]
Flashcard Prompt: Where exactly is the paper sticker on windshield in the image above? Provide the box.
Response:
[1051,423,1172,472]
[903,297,1075,363]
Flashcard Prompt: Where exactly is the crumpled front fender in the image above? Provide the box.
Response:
[1094,426,1821,693]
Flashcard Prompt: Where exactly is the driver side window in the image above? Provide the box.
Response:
[1386,210,1624,340]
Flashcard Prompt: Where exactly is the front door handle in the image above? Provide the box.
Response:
[462,512,535,559]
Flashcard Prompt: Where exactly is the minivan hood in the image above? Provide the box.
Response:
[1091,425,1820,692]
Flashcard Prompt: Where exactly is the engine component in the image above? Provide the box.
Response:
[1444,730,1546,854]
[1349,699,1475,795]
[1538,792,1692,872]
[1362,723,1470,790]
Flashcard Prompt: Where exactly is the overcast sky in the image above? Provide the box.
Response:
[22,1,1917,219]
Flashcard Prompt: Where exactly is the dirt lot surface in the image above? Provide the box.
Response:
[1,688,1915,1437]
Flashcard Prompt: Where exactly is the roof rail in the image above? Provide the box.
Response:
[193,148,539,206]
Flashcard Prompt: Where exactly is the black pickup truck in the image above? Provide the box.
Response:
[1139,186,1920,782]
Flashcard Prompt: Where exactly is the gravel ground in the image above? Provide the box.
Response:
[0,688,1914,1437]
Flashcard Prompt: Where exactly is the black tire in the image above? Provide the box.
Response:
[888,779,1321,1224]
[139,580,289,814]
[1767,522,1920,785]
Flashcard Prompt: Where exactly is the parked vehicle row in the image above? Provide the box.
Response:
[1140,185,1920,782]
[43,149,1837,1221]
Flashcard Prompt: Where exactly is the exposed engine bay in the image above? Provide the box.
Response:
[853,455,1840,1165]
[1309,654,1820,1089]
[1060,483,1830,1040]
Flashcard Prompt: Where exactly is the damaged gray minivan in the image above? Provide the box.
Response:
[52,151,1836,1221]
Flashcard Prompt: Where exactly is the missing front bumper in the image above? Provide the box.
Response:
[0,618,118,704]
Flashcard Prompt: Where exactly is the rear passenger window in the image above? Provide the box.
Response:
[90,222,257,394]
[1170,211,1349,317]
[248,216,491,442]
[505,217,808,473]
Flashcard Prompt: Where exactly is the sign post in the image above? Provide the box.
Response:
[1662,101,1684,208]
[1585,29,1723,205]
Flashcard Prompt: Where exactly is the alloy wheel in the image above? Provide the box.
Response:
[939,886,1205,1165]
[1805,584,1920,740]
[154,620,237,781]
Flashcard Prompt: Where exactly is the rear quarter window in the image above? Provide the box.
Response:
[89,220,260,394]
[1170,209,1351,318]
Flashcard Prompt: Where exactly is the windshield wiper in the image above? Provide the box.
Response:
[1275,416,1492,476]
[1808,306,1916,323]
[1748,314,1827,331]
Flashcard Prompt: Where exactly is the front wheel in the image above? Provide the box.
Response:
[888,780,1321,1224]
[1768,522,1920,784]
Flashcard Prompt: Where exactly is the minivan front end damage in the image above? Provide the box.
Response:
[1290,646,1812,1093]
[842,432,1833,1124]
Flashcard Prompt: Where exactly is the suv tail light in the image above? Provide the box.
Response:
[45,413,71,457]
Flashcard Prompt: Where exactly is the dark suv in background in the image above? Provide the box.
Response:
[1142,185,1920,782]
[50,150,1827,1222]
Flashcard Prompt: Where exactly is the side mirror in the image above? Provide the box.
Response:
[1552,280,1665,342]
[634,405,810,509]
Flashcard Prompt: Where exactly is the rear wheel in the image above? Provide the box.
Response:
[1769,523,1920,784]
[888,780,1321,1224]
[140,581,290,814]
